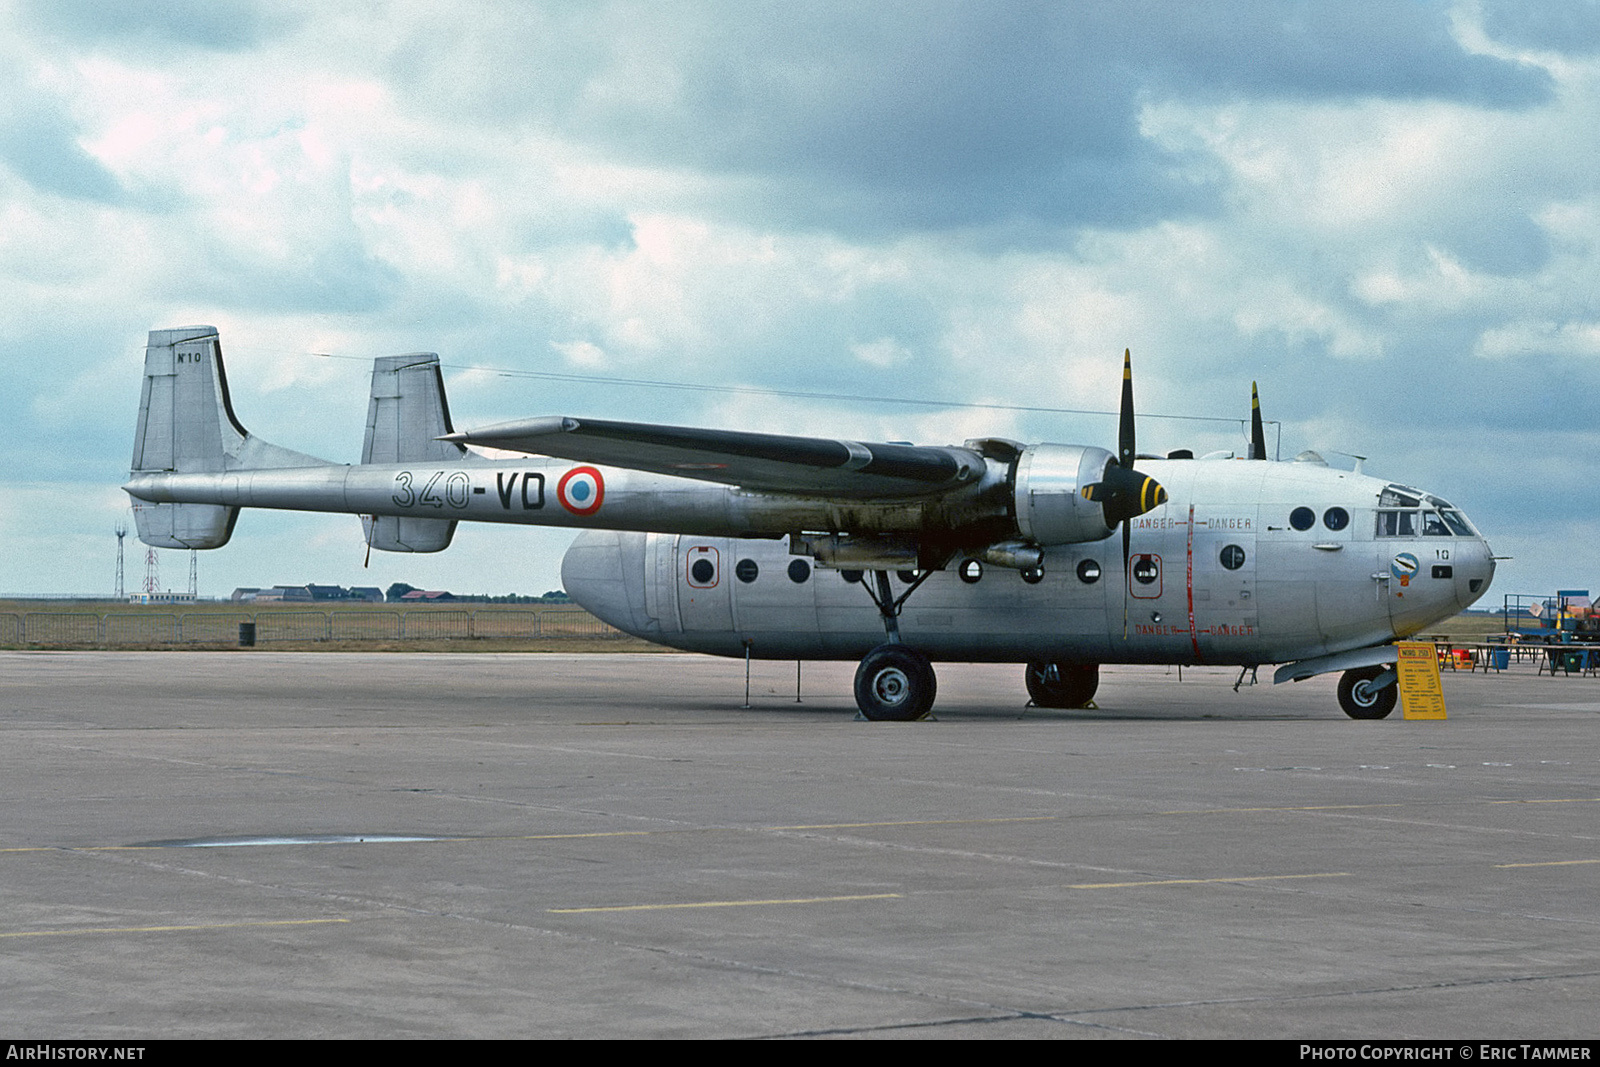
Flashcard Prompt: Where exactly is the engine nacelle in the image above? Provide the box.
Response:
[1013,444,1118,546]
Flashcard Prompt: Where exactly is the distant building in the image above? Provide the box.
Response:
[399,590,456,602]
[127,592,197,605]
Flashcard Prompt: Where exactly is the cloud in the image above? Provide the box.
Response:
[21,0,302,53]
[377,2,1552,239]
[0,106,127,203]
[1480,0,1600,55]
[0,2,1597,602]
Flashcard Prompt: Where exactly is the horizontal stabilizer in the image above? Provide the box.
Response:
[445,418,984,499]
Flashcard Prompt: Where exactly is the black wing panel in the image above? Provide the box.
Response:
[446,417,984,499]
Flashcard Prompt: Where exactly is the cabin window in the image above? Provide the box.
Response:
[1290,507,1315,530]
[959,559,984,583]
[735,559,759,583]
[686,546,719,587]
[1077,559,1101,584]
[787,559,811,583]
[1322,507,1349,531]
[1021,566,1044,584]
[1422,511,1450,536]
[1220,544,1246,570]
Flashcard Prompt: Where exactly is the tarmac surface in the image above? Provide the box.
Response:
[1,650,1596,1039]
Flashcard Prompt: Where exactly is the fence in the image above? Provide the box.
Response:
[0,606,621,647]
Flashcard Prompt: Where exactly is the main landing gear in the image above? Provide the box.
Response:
[853,569,939,721]
[854,644,938,721]
[1337,665,1397,719]
[1025,662,1100,709]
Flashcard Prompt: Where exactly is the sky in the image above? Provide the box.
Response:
[1,0,1597,603]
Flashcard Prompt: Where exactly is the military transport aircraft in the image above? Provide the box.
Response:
[124,326,1494,720]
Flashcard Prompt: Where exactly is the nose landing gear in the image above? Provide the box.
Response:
[1337,665,1397,719]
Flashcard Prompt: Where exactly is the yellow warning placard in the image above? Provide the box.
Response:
[1396,641,1448,720]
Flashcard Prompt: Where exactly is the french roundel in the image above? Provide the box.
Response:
[556,466,605,516]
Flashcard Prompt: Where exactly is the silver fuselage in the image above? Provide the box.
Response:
[126,452,1493,667]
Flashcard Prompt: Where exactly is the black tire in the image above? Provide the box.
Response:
[854,645,938,721]
[1025,662,1099,708]
[1338,665,1396,719]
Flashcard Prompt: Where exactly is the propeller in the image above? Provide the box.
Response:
[1079,350,1168,636]
[1250,381,1267,460]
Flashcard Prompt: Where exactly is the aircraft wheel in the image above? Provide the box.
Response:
[854,645,937,721]
[1025,662,1099,708]
[1337,666,1396,719]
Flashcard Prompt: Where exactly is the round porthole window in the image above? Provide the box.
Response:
[735,559,759,583]
[1077,559,1101,584]
[787,559,811,583]
[1290,506,1315,531]
[1021,566,1044,584]
[1323,506,1349,531]
[690,558,715,584]
[959,559,983,584]
[1220,544,1245,570]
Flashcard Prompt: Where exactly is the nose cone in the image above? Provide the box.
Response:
[560,530,647,635]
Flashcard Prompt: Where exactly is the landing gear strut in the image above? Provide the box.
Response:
[853,569,939,721]
[1025,662,1099,709]
[1337,665,1396,719]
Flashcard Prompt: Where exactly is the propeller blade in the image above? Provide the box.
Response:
[1119,349,1135,470]
[1121,520,1131,639]
[1250,381,1267,461]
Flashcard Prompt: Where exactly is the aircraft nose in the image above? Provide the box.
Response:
[1454,536,1495,611]
[560,529,647,634]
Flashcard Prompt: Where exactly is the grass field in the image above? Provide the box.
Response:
[0,599,665,652]
[0,599,1512,653]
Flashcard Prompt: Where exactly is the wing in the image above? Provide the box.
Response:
[444,417,986,499]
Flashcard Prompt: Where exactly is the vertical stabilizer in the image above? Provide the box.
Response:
[360,353,467,553]
[129,327,325,549]
[361,354,467,465]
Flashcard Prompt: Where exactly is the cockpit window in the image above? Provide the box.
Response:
[1376,510,1417,537]
[1379,486,1422,509]
[1377,508,1476,538]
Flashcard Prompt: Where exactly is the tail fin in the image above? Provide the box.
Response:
[130,326,325,549]
[359,353,467,553]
